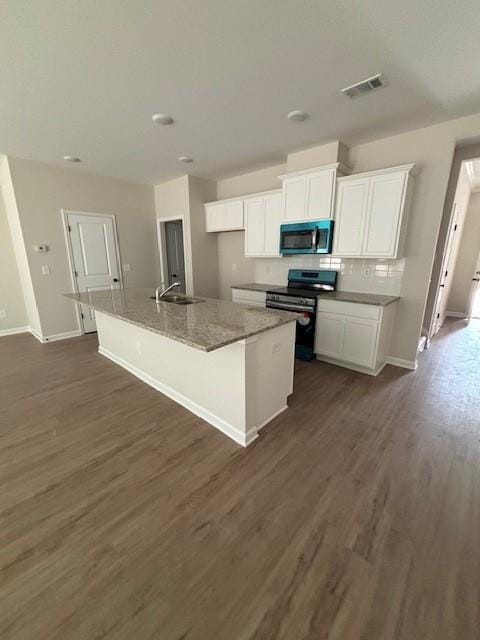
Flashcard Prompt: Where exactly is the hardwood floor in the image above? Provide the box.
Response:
[1,319,479,639]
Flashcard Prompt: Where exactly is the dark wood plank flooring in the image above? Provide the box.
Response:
[1,318,479,639]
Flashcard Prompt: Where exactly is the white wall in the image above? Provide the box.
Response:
[0,185,27,331]
[448,191,480,314]
[154,174,219,298]
[0,157,42,336]
[188,176,219,298]
[7,157,158,338]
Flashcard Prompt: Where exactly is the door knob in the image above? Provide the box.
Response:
[113,278,119,282]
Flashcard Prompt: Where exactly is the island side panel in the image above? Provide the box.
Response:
[94,311,249,445]
[244,321,296,432]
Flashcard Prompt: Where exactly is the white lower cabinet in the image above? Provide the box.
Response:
[341,317,378,369]
[314,312,345,360]
[315,299,396,375]
[231,288,266,308]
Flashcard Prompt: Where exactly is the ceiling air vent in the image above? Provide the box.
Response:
[341,73,385,98]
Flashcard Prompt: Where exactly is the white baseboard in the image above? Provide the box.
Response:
[30,328,83,343]
[446,311,467,318]
[98,346,254,447]
[315,355,386,377]
[0,325,30,337]
[386,356,418,370]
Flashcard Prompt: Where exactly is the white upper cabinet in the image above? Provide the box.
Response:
[280,163,349,222]
[363,172,407,257]
[333,177,369,256]
[205,198,244,232]
[245,191,282,257]
[333,164,415,259]
[244,197,265,256]
[282,175,306,221]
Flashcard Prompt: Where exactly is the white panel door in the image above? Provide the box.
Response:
[363,172,406,257]
[244,197,265,256]
[283,176,306,221]
[263,192,283,256]
[67,212,121,333]
[306,169,335,219]
[314,312,345,359]
[342,318,379,368]
[333,178,369,256]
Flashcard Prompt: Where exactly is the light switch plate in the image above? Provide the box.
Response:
[41,265,50,275]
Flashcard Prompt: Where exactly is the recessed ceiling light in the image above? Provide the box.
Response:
[152,113,174,125]
[287,110,308,122]
[178,156,193,163]
[63,155,81,162]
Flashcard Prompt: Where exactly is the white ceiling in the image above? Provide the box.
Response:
[1,0,480,184]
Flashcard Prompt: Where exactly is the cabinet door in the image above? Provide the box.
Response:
[205,202,225,232]
[363,172,406,257]
[342,318,379,368]
[283,176,306,221]
[306,169,336,219]
[314,312,345,359]
[263,192,283,256]
[244,197,265,256]
[333,178,369,256]
[225,200,244,230]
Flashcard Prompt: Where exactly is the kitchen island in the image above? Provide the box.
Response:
[65,288,298,446]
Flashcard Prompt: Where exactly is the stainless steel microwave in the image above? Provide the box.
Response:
[280,220,334,255]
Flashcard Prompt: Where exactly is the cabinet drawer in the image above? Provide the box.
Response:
[317,299,381,320]
[232,289,266,306]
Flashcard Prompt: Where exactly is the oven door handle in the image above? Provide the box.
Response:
[267,301,314,312]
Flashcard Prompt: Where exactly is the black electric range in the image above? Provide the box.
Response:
[266,269,338,361]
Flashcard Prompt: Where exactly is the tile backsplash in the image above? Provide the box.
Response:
[255,255,405,296]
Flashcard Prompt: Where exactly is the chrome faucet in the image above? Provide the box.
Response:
[155,282,181,303]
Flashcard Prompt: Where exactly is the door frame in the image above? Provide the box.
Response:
[430,202,459,336]
[61,209,123,334]
[156,216,192,295]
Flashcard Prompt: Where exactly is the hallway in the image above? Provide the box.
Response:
[1,319,480,640]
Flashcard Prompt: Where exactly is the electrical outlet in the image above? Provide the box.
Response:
[0,309,6,319]
[363,267,371,277]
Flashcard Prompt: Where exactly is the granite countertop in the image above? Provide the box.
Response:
[64,288,299,352]
[320,291,399,306]
[231,283,273,292]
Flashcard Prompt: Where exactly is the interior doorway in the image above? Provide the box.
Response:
[63,210,122,333]
[157,217,187,294]
[466,252,480,320]
[431,203,459,335]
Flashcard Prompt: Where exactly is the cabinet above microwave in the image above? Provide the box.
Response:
[279,163,350,223]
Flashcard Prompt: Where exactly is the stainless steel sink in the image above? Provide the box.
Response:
[150,294,204,305]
